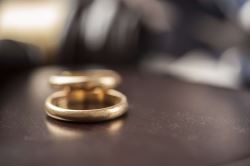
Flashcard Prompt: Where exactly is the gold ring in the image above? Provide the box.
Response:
[45,70,128,122]
[49,69,121,90]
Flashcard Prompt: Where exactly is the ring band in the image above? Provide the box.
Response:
[49,69,121,90]
[45,70,128,122]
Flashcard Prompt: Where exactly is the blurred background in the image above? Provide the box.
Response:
[1,0,250,89]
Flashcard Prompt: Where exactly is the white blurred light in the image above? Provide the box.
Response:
[0,0,73,59]
[239,1,250,32]
[0,6,58,29]
[82,0,119,51]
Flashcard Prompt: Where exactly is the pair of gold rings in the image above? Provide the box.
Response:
[45,70,128,122]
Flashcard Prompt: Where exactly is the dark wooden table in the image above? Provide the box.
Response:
[1,67,250,166]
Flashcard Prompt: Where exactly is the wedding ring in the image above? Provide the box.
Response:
[45,70,128,122]
[49,69,121,90]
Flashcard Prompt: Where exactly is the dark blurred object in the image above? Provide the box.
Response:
[64,0,141,64]
[0,40,42,70]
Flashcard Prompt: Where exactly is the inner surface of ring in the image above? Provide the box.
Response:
[51,89,121,110]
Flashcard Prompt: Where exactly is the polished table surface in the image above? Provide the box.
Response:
[1,67,250,166]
